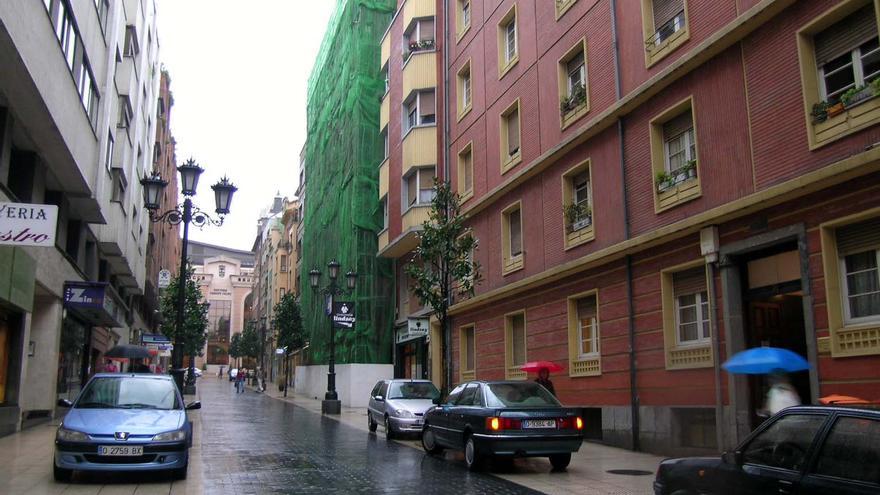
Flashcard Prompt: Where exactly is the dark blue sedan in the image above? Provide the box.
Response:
[421,380,584,471]
[54,373,201,482]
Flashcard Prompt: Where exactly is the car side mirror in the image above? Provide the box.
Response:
[722,450,743,466]
[374,395,384,402]
[57,398,73,408]
[185,401,201,410]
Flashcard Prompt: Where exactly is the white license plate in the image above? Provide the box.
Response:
[98,445,144,456]
[523,419,556,429]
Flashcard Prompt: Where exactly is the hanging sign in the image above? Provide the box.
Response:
[332,301,356,329]
[158,269,172,289]
[0,202,58,247]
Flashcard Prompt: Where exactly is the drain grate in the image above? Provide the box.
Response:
[606,469,654,476]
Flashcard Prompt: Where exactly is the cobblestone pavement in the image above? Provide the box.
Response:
[198,378,544,494]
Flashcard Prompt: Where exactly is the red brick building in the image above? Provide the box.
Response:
[144,70,181,331]
[437,0,880,456]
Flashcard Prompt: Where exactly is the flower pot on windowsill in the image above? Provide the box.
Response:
[826,102,845,118]
[842,86,876,109]
[657,181,674,193]
[570,217,592,232]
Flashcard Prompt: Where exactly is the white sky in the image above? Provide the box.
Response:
[156,1,336,251]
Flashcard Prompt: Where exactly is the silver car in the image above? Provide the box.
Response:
[367,379,440,439]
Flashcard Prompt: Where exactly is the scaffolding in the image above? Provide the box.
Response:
[300,0,395,365]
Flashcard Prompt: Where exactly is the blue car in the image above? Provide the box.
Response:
[54,373,201,482]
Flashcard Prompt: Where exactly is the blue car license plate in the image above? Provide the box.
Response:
[523,419,556,429]
[98,445,144,456]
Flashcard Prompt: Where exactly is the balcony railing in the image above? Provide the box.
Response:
[646,10,685,51]
[403,39,435,61]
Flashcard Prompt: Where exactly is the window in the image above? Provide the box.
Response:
[742,414,826,471]
[103,132,114,171]
[641,0,689,66]
[460,325,475,381]
[497,6,518,77]
[836,218,880,324]
[651,99,701,211]
[663,112,697,176]
[457,142,473,199]
[403,168,435,208]
[673,267,710,345]
[403,90,436,133]
[457,0,471,38]
[650,0,686,46]
[812,416,880,484]
[502,202,523,274]
[111,168,126,203]
[118,96,133,129]
[95,0,110,32]
[558,39,588,124]
[562,162,594,247]
[280,255,288,273]
[381,64,389,95]
[576,296,598,357]
[380,195,388,230]
[123,25,139,58]
[404,18,435,59]
[457,61,472,117]
[816,5,879,103]
[500,100,521,172]
[457,384,480,406]
[567,291,601,376]
[505,312,527,379]
[381,127,389,160]
[556,0,578,19]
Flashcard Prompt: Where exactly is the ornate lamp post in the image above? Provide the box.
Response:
[140,159,237,393]
[309,259,357,414]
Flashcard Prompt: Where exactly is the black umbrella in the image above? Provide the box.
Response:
[104,344,151,360]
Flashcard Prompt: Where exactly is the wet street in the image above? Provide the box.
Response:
[194,379,542,494]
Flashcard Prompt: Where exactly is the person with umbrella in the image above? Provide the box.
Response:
[722,346,809,417]
[520,360,563,397]
[763,370,801,416]
[535,367,556,397]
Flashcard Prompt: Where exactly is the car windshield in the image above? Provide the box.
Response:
[484,383,562,407]
[387,382,440,400]
[76,377,180,410]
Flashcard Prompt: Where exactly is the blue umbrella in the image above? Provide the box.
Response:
[722,347,810,374]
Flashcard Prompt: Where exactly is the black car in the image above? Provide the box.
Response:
[420,380,584,471]
[654,406,880,495]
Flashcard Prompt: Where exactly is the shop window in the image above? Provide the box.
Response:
[403,167,435,208]
[641,0,689,67]
[497,5,518,78]
[662,262,713,369]
[457,0,471,40]
[500,99,522,173]
[501,201,523,274]
[650,98,701,212]
[558,39,589,128]
[457,142,473,200]
[460,325,476,381]
[568,292,601,376]
[562,161,594,249]
[504,311,527,380]
[457,60,472,119]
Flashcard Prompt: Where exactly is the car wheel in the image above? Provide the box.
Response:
[385,416,395,440]
[464,436,485,471]
[368,412,377,432]
[53,462,72,483]
[172,463,188,481]
[549,453,571,471]
[421,424,444,455]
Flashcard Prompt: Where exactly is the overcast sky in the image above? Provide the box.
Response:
[156,1,336,251]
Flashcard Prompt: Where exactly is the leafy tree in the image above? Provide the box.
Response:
[159,263,209,383]
[238,322,261,363]
[229,332,242,368]
[273,292,306,352]
[405,181,481,393]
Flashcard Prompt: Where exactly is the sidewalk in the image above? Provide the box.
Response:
[259,384,663,495]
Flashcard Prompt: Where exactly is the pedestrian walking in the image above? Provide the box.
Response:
[762,371,801,416]
[235,368,245,394]
[535,367,556,397]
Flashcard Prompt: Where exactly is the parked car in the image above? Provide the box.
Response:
[368,379,440,438]
[420,380,584,471]
[54,373,201,482]
[653,406,880,495]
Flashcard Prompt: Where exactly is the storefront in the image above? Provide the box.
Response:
[394,318,429,379]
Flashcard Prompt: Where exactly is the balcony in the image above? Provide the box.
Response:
[381,32,391,68]
[380,92,390,130]
[402,126,437,177]
[379,159,389,199]
[402,50,436,99]
[378,228,390,252]
[378,205,431,259]
[403,0,435,29]
[403,205,431,230]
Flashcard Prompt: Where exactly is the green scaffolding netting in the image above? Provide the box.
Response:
[301,0,396,366]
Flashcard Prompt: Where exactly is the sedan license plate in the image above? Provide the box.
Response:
[523,419,556,429]
[98,445,144,456]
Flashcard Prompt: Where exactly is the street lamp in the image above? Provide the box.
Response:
[309,258,357,414]
[140,158,237,394]
[260,316,267,389]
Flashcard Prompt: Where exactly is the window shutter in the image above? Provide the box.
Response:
[663,111,693,139]
[420,91,436,118]
[815,5,877,66]
[653,0,684,30]
[577,296,597,319]
[420,19,435,41]
[407,173,417,205]
[837,217,880,255]
[509,209,522,255]
[463,152,473,191]
[511,315,526,365]
[418,168,434,190]
[507,109,520,155]
[673,266,707,297]
[464,327,475,370]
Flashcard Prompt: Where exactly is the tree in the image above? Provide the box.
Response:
[239,322,261,366]
[273,292,305,392]
[405,181,481,393]
[229,333,242,368]
[159,263,209,383]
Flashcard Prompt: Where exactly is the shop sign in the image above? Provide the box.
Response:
[142,333,172,344]
[0,202,58,247]
[332,301,356,329]
[63,281,121,327]
[158,269,172,289]
[397,317,429,343]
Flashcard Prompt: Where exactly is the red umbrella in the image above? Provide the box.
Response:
[520,361,563,373]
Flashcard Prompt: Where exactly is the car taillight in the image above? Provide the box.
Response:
[557,417,584,430]
[486,417,522,431]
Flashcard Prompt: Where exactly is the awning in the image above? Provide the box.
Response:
[63,281,123,328]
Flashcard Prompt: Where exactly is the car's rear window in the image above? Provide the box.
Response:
[388,382,440,400]
[484,383,561,407]
[76,377,180,410]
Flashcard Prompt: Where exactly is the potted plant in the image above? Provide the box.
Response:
[656,171,673,192]
[683,160,697,179]
[564,203,592,232]
[842,85,874,108]
[826,100,845,118]
[811,101,829,123]
[560,83,587,116]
